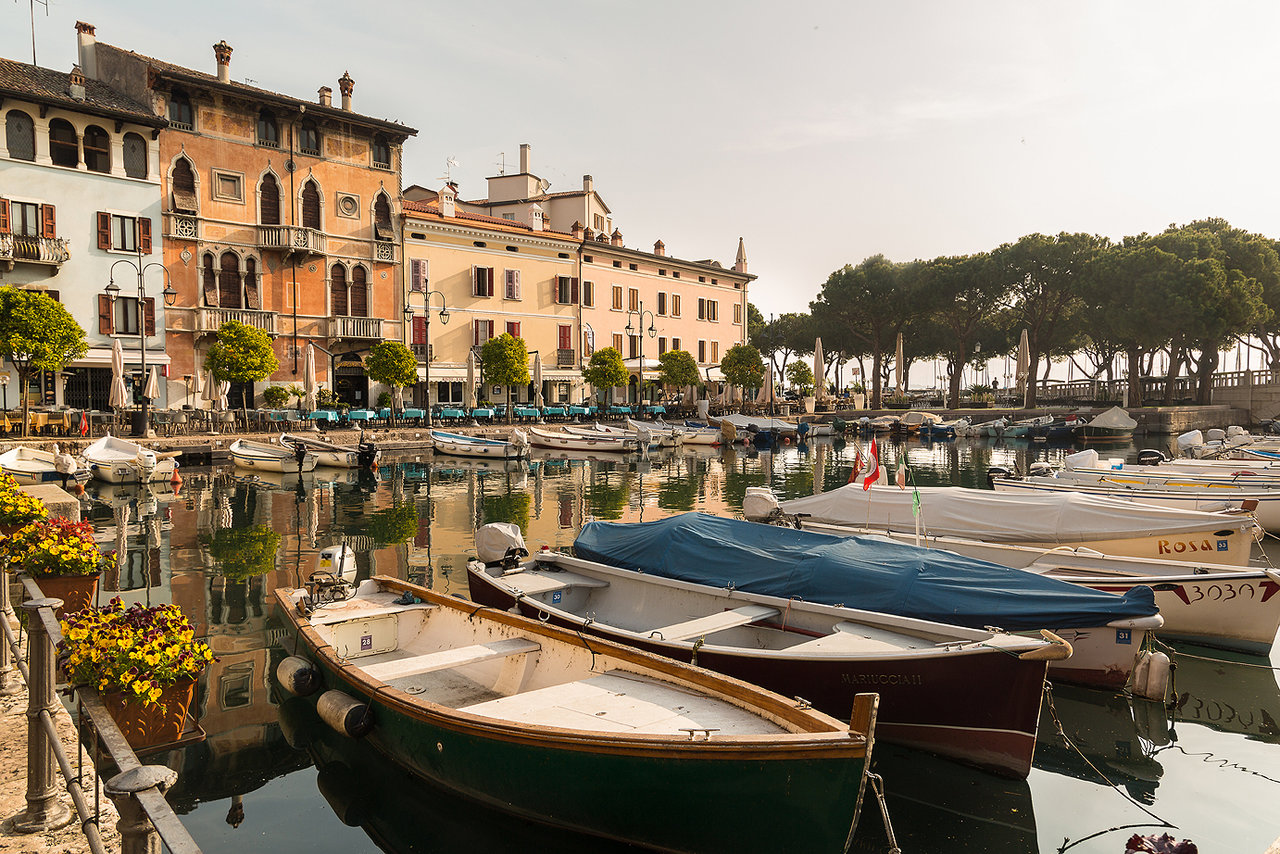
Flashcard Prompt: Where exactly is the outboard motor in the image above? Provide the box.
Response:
[986,465,1014,487]
[1205,428,1226,443]
[1028,461,1054,478]
[356,441,379,468]
[293,441,310,469]
[742,487,782,522]
[475,522,529,571]
[1136,449,1168,466]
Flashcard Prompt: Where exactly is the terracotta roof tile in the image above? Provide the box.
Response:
[0,56,163,125]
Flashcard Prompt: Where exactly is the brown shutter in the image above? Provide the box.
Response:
[97,211,111,249]
[571,277,579,304]
[350,266,368,317]
[172,158,198,214]
[40,204,56,239]
[0,199,9,235]
[412,315,426,345]
[330,264,347,316]
[139,217,152,254]
[202,255,218,306]
[244,258,260,309]
[98,294,114,334]
[143,298,156,336]
[219,253,242,309]
[260,175,280,225]
[302,181,320,229]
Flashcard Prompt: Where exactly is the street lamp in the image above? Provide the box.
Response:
[625,302,657,407]
[404,289,449,427]
[107,243,177,438]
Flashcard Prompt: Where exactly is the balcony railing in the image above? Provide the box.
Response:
[557,348,575,367]
[196,307,278,335]
[170,214,198,240]
[412,343,433,361]
[257,225,325,256]
[328,316,382,340]
[0,234,70,268]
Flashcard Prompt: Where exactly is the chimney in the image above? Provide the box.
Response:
[610,229,623,247]
[654,239,666,257]
[596,232,608,243]
[439,183,456,218]
[528,204,544,231]
[583,226,594,242]
[734,237,748,273]
[571,221,583,240]
[213,40,233,83]
[317,86,332,107]
[582,174,594,193]
[74,21,97,80]
[67,65,86,101]
[338,71,354,110]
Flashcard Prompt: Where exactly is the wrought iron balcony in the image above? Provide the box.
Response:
[412,343,433,361]
[257,225,325,257]
[0,234,70,271]
[557,348,575,367]
[196,307,278,335]
[328,316,382,340]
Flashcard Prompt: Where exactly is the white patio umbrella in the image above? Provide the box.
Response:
[465,350,477,410]
[303,343,318,410]
[202,368,226,410]
[143,366,159,402]
[814,338,829,401]
[1015,328,1030,406]
[532,355,544,408]
[109,338,128,410]
[191,368,203,403]
[894,332,905,398]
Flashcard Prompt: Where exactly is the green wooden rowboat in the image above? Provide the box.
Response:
[274,575,877,854]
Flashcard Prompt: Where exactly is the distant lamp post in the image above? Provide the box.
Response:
[625,302,657,406]
[0,371,8,416]
[107,245,177,437]
[404,289,449,427]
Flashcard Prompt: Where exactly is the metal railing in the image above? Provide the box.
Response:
[0,234,71,266]
[556,349,576,367]
[1,572,202,854]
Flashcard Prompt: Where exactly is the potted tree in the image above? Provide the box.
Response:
[262,386,290,409]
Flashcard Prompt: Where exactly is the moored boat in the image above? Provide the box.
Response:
[467,523,1069,778]
[229,438,319,473]
[711,413,800,438]
[526,426,640,454]
[0,444,86,485]
[1071,406,1137,443]
[281,432,381,468]
[657,418,722,445]
[274,575,878,854]
[81,434,177,484]
[1001,415,1054,439]
[430,428,530,459]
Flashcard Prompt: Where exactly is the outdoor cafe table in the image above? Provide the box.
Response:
[307,410,340,423]
[513,406,541,419]
[436,408,466,420]
[471,407,496,420]
[567,405,594,417]
[347,409,377,422]
[607,405,633,417]
[642,405,667,416]
[1,410,75,434]
[542,405,568,418]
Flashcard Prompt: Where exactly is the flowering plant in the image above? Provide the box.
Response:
[7,518,107,577]
[58,598,215,707]
[0,472,48,528]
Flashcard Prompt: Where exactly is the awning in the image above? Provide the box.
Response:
[70,346,171,368]
[419,365,470,382]
[705,366,726,382]
[623,357,662,371]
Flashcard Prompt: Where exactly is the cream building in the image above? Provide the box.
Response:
[402,144,754,408]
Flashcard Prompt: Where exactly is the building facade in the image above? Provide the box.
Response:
[0,53,167,410]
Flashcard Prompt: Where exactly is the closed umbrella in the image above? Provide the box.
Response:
[465,350,477,410]
[303,343,318,410]
[532,355,544,408]
[1015,328,1030,405]
[143,366,159,402]
[894,332,905,398]
[814,338,828,401]
[201,368,220,407]
[109,338,127,410]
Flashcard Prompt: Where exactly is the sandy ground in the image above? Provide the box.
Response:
[0,618,119,854]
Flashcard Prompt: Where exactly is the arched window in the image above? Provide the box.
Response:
[168,90,193,129]
[202,254,217,306]
[301,179,320,230]
[350,266,368,317]
[219,252,242,309]
[256,109,279,148]
[5,110,35,161]
[373,192,393,241]
[83,126,110,173]
[48,118,78,168]
[172,156,197,213]
[122,133,147,179]
[330,264,348,316]
[259,173,280,225]
[372,134,390,169]
[299,119,320,156]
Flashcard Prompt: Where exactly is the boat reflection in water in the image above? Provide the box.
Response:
[1165,644,1280,742]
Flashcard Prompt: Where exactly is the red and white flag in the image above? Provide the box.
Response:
[896,462,907,489]
[848,445,865,483]
[862,439,879,491]
[79,411,89,437]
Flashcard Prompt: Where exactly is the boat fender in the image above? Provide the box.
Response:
[1131,651,1171,702]
[1018,629,1073,661]
[276,656,323,697]
[316,690,374,738]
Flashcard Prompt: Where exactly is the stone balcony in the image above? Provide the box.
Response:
[196,307,278,335]
[0,234,70,271]
[328,316,382,340]
[257,225,325,258]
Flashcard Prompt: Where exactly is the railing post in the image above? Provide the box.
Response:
[0,565,20,697]
[13,597,73,833]
[106,766,179,854]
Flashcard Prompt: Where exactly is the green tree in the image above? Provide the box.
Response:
[0,288,88,437]
[582,347,628,406]
[262,386,290,408]
[657,349,700,390]
[785,360,814,394]
[753,312,812,393]
[204,320,279,410]
[479,333,530,422]
[365,341,418,425]
[720,343,765,394]
[920,253,1012,408]
[746,302,766,343]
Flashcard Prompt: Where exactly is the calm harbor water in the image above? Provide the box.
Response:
[74,434,1280,853]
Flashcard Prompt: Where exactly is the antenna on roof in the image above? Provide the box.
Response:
[244,78,258,86]
[496,152,505,175]
[437,156,458,183]
[25,0,50,65]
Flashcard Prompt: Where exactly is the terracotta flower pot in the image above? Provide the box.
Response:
[33,574,99,621]
[103,678,197,749]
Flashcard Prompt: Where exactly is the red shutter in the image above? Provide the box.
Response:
[143,298,156,336]
[412,315,426,345]
[506,321,520,338]
[474,320,481,347]
[558,325,571,350]
[40,204,56,239]
[97,211,111,249]
[98,294,114,334]
[139,217,152,254]
[0,199,9,235]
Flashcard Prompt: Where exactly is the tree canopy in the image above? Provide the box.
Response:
[366,341,418,392]
[785,360,814,394]
[0,288,88,437]
[582,347,628,403]
[720,343,765,390]
[479,333,530,420]
[657,349,700,389]
[205,320,278,409]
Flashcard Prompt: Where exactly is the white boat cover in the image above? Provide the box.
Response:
[899,411,942,427]
[776,483,1247,543]
[715,414,799,432]
[1085,406,1137,430]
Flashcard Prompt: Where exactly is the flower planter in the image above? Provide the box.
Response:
[34,574,99,621]
[102,677,197,749]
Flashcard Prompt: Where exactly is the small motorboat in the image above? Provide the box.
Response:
[81,434,177,484]
[527,426,640,454]
[282,432,381,468]
[274,574,878,854]
[656,418,722,445]
[1001,415,1055,439]
[565,421,674,449]
[229,438,318,473]
[430,429,530,459]
[1071,406,1136,443]
[712,414,800,438]
[0,444,88,486]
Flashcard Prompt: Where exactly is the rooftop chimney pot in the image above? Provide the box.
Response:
[75,21,98,80]
[654,239,666,257]
[583,174,594,193]
[519,143,531,174]
[213,40,233,83]
[338,72,354,110]
[318,86,332,107]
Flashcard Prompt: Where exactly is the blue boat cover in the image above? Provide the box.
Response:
[573,513,1157,630]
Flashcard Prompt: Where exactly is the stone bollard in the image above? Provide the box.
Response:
[13,597,73,833]
[106,765,178,854]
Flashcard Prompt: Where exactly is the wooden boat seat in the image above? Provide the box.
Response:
[362,638,541,682]
[499,569,610,597]
[648,605,781,642]
[785,621,924,654]
[311,603,436,626]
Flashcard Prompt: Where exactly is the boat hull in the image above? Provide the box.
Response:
[229,441,319,473]
[431,430,529,459]
[83,456,176,484]
[528,429,638,453]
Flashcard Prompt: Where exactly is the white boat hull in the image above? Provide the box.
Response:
[82,435,176,484]
[528,428,639,454]
[230,439,319,473]
[431,430,529,459]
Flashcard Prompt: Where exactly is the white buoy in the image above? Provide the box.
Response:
[1131,650,1171,702]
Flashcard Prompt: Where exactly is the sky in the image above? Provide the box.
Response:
[7,1,1280,382]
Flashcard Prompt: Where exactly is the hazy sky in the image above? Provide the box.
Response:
[8,1,1280,327]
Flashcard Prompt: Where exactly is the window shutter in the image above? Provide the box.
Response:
[412,315,426,345]
[97,211,111,249]
[472,265,479,296]
[410,259,427,292]
[245,268,261,310]
[44,290,59,302]
[202,257,219,306]
[559,325,571,351]
[507,321,520,338]
[98,294,114,334]
[143,298,156,336]
[40,204,56,239]
[485,268,494,296]
[139,217,152,254]
[0,199,9,235]
[571,277,579,304]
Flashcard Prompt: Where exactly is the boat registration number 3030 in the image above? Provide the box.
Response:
[1156,538,1229,555]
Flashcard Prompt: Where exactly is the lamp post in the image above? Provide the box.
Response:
[0,372,7,417]
[625,302,657,408]
[107,238,177,438]
[404,289,449,428]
